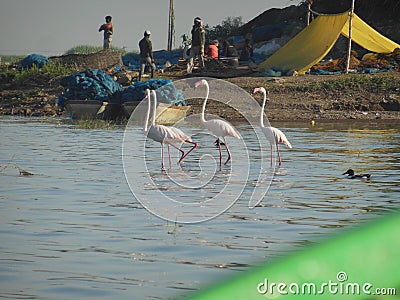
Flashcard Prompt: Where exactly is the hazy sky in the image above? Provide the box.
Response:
[0,0,302,56]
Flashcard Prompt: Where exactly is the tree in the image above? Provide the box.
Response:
[204,16,244,45]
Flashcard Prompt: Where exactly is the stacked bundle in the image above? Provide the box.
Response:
[58,71,186,109]
[118,79,186,106]
[57,69,123,108]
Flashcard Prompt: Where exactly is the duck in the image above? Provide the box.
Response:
[342,169,371,179]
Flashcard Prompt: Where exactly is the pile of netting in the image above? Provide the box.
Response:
[116,79,186,106]
[57,69,123,108]
[19,54,49,69]
[57,70,186,109]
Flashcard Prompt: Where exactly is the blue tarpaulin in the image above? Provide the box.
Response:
[116,79,186,106]
[59,69,123,101]
[122,49,182,70]
[19,54,49,69]
[252,24,285,43]
[57,70,186,109]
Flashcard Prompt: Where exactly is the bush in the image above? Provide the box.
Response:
[64,45,127,55]
[13,62,75,82]
[0,55,25,64]
[64,45,104,55]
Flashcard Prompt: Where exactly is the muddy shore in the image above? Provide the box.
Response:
[1,70,399,122]
[223,73,400,121]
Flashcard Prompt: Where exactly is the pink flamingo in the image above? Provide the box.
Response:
[151,90,197,164]
[253,87,292,167]
[194,79,240,168]
[143,89,197,169]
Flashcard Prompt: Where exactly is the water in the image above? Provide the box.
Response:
[0,117,399,299]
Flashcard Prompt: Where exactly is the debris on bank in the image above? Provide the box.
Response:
[310,49,400,75]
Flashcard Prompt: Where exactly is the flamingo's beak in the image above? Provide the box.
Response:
[194,81,202,88]
[253,87,260,93]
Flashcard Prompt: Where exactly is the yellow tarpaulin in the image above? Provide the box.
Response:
[257,12,400,75]
[341,14,400,54]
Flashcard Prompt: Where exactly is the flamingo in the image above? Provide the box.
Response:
[143,89,173,169]
[144,88,195,169]
[150,90,198,164]
[194,79,240,168]
[253,87,292,167]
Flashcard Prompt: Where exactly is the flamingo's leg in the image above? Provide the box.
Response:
[161,143,165,170]
[179,141,198,163]
[169,143,185,165]
[167,144,173,169]
[217,138,222,170]
[270,144,273,167]
[224,137,231,165]
[276,144,282,167]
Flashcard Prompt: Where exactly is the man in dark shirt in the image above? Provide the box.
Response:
[139,30,156,81]
[187,17,205,73]
[239,39,254,61]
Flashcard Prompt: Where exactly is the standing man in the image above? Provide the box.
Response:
[187,17,205,73]
[239,39,254,61]
[98,15,113,49]
[139,30,156,81]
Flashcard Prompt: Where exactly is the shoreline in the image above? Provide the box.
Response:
[1,71,399,122]
[1,114,399,128]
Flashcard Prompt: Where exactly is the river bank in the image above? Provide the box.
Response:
[1,70,399,121]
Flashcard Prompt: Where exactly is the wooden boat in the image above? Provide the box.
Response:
[64,100,123,120]
[122,101,191,125]
[65,100,190,125]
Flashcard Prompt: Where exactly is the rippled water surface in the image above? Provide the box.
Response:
[1,117,399,299]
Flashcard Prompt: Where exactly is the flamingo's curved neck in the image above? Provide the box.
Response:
[144,89,151,132]
[201,82,209,123]
[260,89,267,128]
[151,90,157,126]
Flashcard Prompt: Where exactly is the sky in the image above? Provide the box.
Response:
[0,0,302,56]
